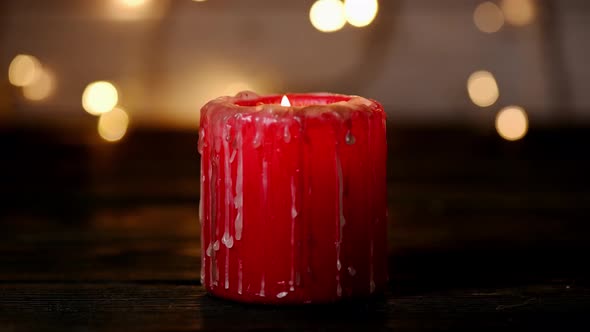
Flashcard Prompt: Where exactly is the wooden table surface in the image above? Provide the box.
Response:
[1,127,589,331]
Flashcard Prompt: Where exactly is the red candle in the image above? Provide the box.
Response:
[198,92,387,304]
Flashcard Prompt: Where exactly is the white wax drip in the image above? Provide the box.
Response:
[229,149,236,163]
[284,125,291,143]
[238,259,243,295]
[262,160,269,197]
[289,176,297,293]
[345,130,356,145]
[208,146,216,287]
[234,212,243,241]
[234,127,244,241]
[252,118,263,149]
[259,275,266,297]
[222,232,234,249]
[206,242,213,257]
[222,122,233,291]
[201,265,206,286]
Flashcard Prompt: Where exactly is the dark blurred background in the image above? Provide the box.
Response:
[1,0,589,290]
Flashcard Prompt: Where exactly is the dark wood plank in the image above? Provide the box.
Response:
[0,206,200,282]
[1,283,589,331]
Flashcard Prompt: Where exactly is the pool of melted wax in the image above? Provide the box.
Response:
[199,91,388,304]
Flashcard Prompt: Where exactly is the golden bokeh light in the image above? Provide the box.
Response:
[310,0,347,33]
[501,0,536,26]
[473,2,505,33]
[8,54,41,87]
[344,0,379,28]
[23,67,55,101]
[496,106,528,141]
[467,70,499,107]
[82,81,119,115]
[121,0,147,7]
[108,0,166,21]
[98,107,130,142]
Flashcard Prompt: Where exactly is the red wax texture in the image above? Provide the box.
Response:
[199,92,387,304]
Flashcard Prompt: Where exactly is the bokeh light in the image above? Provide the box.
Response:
[344,0,379,28]
[310,0,347,33]
[501,0,536,26]
[467,70,499,107]
[82,81,119,115]
[98,107,130,142]
[121,0,147,7]
[108,0,166,21]
[22,67,55,101]
[496,106,528,141]
[8,54,41,87]
[473,2,505,33]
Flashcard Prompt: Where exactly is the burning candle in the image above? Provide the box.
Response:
[198,91,387,304]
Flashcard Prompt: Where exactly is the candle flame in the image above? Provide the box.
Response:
[281,95,292,107]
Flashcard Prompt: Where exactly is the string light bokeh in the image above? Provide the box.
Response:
[501,0,536,26]
[467,70,500,108]
[473,2,505,33]
[82,81,119,116]
[496,106,528,141]
[8,55,41,88]
[309,0,347,33]
[22,68,55,101]
[98,107,130,142]
[344,0,379,28]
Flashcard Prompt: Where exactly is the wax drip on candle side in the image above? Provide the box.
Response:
[259,276,266,297]
[252,117,263,149]
[198,129,206,154]
[238,259,243,295]
[222,120,233,290]
[345,130,356,145]
[208,140,217,287]
[222,232,234,249]
[229,150,236,163]
[284,124,291,143]
[234,120,244,241]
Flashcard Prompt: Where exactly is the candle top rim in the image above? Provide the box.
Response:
[204,91,381,115]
